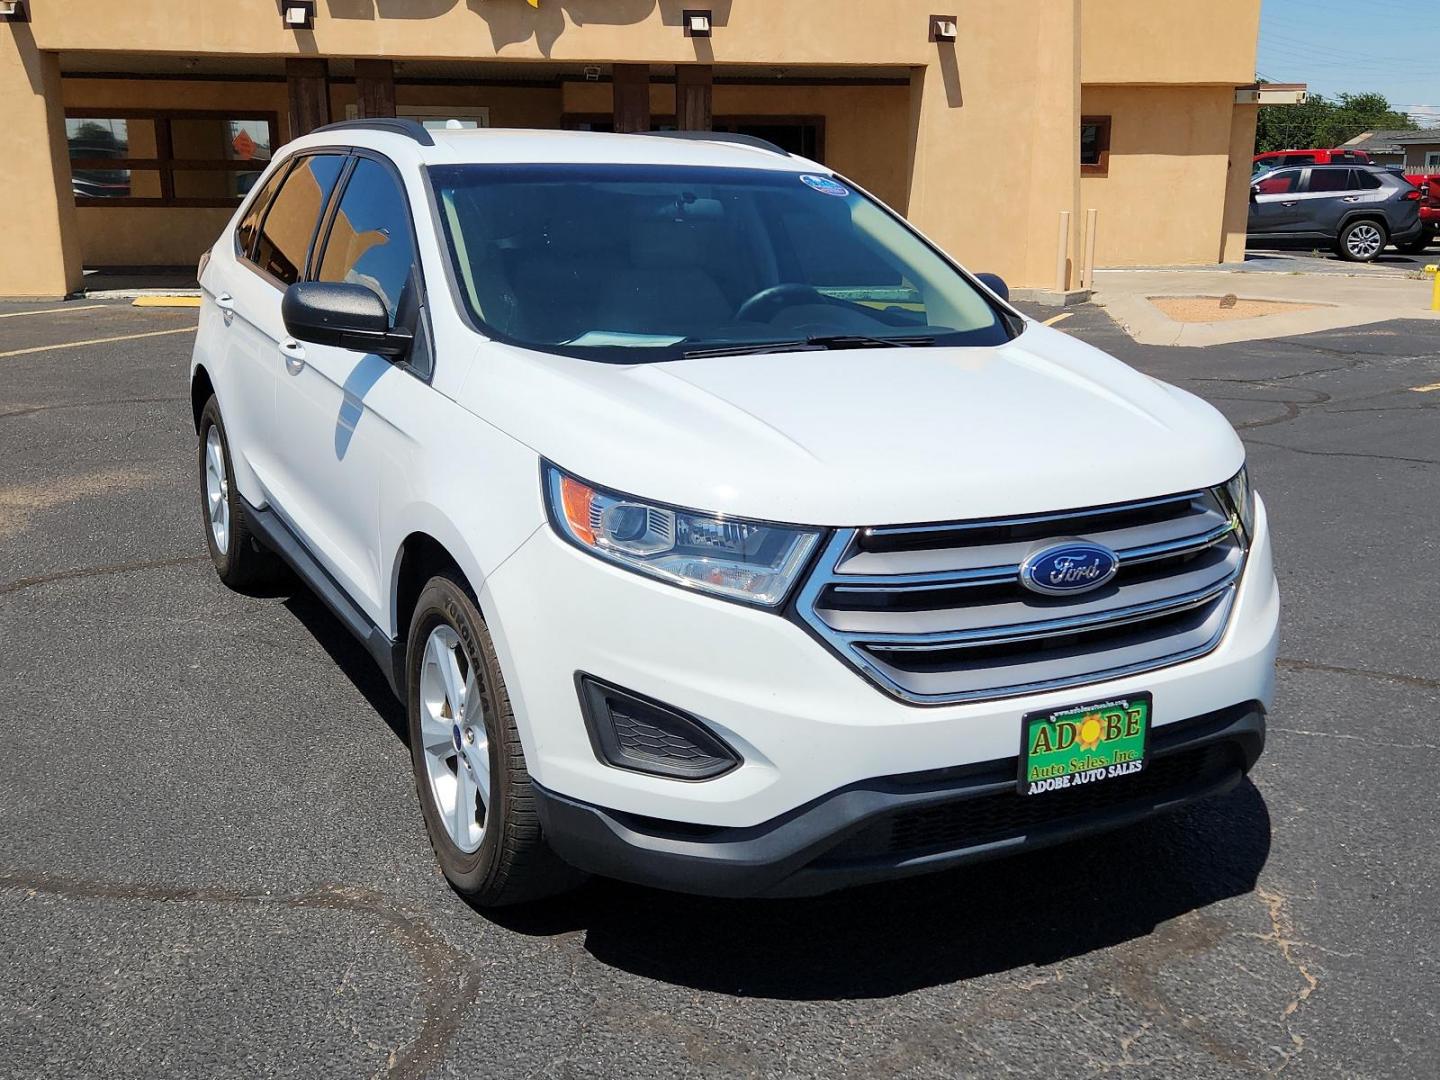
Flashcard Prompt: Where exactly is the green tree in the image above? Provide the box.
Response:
[1254,91,1418,153]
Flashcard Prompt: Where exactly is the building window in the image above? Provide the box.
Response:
[1426,151,1440,172]
[65,110,279,207]
[1080,116,1111,177]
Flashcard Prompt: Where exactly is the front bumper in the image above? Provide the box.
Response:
[481,497,1277,836]
[533,700,1264,897]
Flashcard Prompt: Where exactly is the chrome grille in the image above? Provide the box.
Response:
[793,490,1245,704]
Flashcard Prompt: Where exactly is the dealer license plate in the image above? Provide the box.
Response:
[1019,693,1151,796]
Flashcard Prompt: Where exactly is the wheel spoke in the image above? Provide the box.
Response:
[467,741,491,808]
[453,766,476,843]
[439,646,466,718]
[419,706,454,755]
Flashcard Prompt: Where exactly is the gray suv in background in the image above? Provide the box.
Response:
[1247,164,1423,262]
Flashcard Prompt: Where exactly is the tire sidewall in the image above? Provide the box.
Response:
[406,577,505,889]
[1340,220,1386,262]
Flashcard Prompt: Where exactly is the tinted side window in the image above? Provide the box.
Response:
[253,155,346,285]
[235,165,289,259]
[1256,170,1300,195]
[1354,170,1382,190]
[318,158,417,322]
[1306,169,1350,193]
[1283,154,1316,167]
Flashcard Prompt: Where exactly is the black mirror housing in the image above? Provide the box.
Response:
[975,272,1009,302]
[282,281,412,357]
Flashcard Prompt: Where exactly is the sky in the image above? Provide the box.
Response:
[1257,0,1440,128]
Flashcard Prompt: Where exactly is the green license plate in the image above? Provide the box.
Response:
[1019,693,1151,796]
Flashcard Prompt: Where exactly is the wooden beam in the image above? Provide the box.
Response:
[285,58,331,138]
[354,59,396,120]
[675,65,713,132]
[612,63,651,134]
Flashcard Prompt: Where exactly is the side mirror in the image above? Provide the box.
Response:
[975,272,1009,302]
[282,281,412,357]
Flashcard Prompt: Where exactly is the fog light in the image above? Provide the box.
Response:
[577,675,739,780]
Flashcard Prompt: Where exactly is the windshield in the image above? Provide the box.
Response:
[428,163,1013,362]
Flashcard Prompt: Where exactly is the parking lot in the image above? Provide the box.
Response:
[2,298,1437,1079]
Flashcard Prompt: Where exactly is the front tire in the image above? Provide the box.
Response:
[197,396,280,589]
[1336,219,1387,262]
[406,574,582,906]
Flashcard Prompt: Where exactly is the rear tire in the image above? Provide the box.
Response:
[1335,219,1387,262]
[405,573,583,907]
[197,396,281,590]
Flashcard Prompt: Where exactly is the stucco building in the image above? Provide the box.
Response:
[2,0,1266,299]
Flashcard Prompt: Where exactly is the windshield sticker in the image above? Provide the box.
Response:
[800,174,850,197]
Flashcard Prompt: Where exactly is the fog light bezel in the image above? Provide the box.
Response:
[575,674,741,781]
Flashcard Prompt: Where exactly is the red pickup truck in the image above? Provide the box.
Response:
[1252,148,1373,174]
[1401,174,1438,253]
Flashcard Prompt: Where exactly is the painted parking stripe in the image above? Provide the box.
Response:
[0,304,110,319]
[1043,312,1073,327]
[1411,381,1440,393]
[0,325,196,360]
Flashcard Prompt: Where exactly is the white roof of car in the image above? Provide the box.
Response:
[290,125,820,173]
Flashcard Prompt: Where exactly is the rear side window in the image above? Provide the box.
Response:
[1354,170,1382,190]
[317,158,417,323]
[235,165,289,259]
[252,154,346,286]
[1306,169,1350,193]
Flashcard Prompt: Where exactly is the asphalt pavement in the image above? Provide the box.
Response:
[1,298,1437,1079]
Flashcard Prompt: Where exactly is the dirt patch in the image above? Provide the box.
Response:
[1148,295,1321,323]
[0,467,156,539]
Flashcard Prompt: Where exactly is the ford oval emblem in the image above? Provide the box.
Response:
[1020,540,1120,597]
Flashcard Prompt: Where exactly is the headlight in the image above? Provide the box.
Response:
[1219,464,1255,540]
[543,464,821,607]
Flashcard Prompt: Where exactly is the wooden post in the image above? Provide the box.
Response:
[286,58,331,139]
[355,59,397,120]
[675,65,713,132]
[1055,210,1072,293]
[612,64,651,134]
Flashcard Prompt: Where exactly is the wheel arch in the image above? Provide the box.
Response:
[391,528,483,651]
[1338,210,1390,232]
[190,365,216,433]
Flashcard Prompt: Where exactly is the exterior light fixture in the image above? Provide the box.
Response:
[283,1,315,30]
[929,14,958,42]
[683,9,713,37]
[583,64,602,82]
[0,1,29,22]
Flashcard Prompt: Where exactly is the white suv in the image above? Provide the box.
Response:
[191,120,1277,905]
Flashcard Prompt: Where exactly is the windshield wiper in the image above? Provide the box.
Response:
[681,333,935,359]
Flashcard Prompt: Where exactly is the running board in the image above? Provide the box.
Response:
[242,498,405,699]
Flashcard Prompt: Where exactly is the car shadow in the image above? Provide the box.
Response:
[484,781,1271,1000]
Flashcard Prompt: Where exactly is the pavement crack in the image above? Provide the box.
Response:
[0,873,475,1080]
[1277,656,1440,691]
[1270,726,1440,752]
[0,395,187,421]
[0,554,208,595]
[1244,438,1439,466]
[1254,887,1319,1074]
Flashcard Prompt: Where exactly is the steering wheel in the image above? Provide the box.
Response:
[734,283,832,322]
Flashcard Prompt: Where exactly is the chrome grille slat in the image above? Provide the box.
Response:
[793,489,1247,705]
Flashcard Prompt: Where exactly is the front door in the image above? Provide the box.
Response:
[1249,168,1306,236]
[270,155,433,628]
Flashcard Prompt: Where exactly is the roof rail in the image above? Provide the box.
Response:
[636,130,790,157]
[309,118,436,147]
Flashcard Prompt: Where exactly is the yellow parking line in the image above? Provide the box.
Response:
[0,303,109,319]
[1043,312,1073,327]
[1411,381,1440,393]
[132,295,202,308]
[0,325,196,360]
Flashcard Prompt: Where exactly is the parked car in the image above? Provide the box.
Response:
[1251,147,1372,175]
[1399,174,1439,253]
[1248,163,1424,261]
[191,121,1277,905]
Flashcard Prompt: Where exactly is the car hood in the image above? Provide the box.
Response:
[457,323,1244,526]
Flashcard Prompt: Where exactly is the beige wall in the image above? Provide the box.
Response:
[0,29,82,298]
[1079,85,1241,268]
[1080,0,1260,85]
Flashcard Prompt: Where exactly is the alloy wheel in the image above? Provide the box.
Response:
[418,624,490,853]
[1346,223,1383,260]
[204,426,230,555]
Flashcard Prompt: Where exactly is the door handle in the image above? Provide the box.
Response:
[1341,196,1362,203]
[216,293,235,327]
[1281,200,1299,207]
[281,338,306,375]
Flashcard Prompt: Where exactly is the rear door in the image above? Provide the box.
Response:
[269,153,435,625]
[1250,168,1305,235]
[1295,166,1356,235]
[223,152,347,504]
